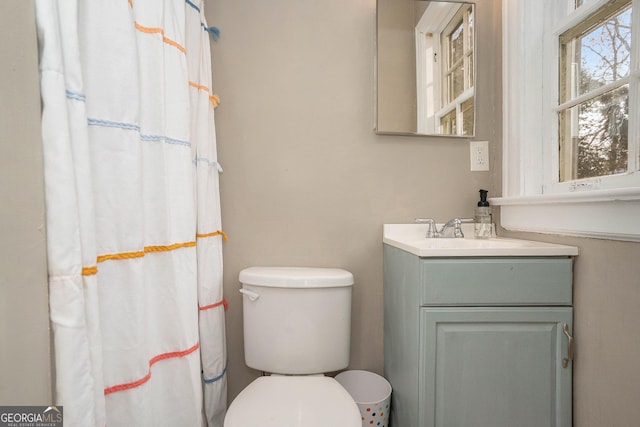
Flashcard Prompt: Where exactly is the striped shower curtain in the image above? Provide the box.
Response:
[35,1,227,426]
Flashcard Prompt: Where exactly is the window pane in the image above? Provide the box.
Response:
[462,98,474,136]
[440,110,456,135]
[559,85,628,181]
[560,4,632,103]
[468,53,474,88]
[467,8,474,50]
[449,22,464,66]
[449,65,464,101]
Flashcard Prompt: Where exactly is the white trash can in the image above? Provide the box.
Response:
[335,370,392,427]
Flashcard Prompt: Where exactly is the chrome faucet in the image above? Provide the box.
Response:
[415,217,474,238]
[438,218,474,238]
[415,218,437,238]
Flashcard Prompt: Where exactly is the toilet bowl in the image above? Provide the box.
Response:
[223,267,361,427]
[224,376,361,427]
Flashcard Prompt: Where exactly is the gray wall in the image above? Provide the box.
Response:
[0,0,52,404]
[206,0,498,400]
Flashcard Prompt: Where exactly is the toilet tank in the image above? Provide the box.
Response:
[239,267,354,375]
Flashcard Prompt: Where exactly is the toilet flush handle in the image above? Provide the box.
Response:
[239,288,260,302]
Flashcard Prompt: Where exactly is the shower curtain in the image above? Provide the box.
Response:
[36,0,227,426]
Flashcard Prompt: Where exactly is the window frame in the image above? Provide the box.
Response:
[415,2,475,136]
[494,0,640,242]
[548,0,639,194]
[556,1,633,185]
[435,4,475,136]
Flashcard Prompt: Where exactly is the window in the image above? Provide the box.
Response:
[437,4,475,136]
[414,2,475,136]
[497,0,640,241]
[557,0,634,184]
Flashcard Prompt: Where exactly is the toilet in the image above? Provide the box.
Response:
[223,266,362,427]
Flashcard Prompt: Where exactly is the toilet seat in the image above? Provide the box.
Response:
[223,376,361,427]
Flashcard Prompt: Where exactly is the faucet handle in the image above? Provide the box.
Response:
[453,218,475,238]
[415,218,437,238]
[453,220,464,238]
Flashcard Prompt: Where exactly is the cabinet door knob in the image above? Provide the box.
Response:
[562,323,574,368]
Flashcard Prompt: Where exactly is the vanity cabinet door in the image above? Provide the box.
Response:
[420,307,573,427]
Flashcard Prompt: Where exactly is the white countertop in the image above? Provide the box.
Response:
[383,224,579,257]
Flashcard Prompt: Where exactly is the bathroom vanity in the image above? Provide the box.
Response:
[383,224,578,427]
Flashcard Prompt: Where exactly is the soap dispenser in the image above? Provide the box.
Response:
[474,189,492,239]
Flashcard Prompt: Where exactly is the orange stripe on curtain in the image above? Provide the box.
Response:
[189,80,210,92]
[199,298,228,311]
[103,343,200,395]
[83,240,199,275]
[145,241,196,253]
[196,230,228,241]
[188,81,221,108]
[134,22,186,53]
[82,266,98,276]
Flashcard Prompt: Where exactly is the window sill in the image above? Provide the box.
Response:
[490,188,640,242]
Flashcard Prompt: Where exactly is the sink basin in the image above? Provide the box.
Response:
[383,224,579,257]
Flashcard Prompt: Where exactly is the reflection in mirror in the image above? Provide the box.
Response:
[376,1,476,137]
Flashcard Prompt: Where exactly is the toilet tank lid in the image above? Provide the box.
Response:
[239,267,354,288]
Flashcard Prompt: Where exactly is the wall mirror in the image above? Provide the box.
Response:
[376,0,476,137]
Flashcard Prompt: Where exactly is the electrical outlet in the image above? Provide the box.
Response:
[470,140,490,171]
